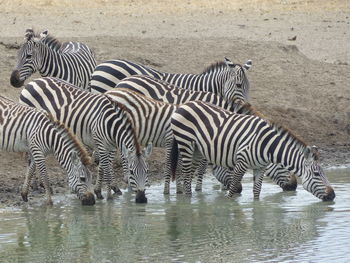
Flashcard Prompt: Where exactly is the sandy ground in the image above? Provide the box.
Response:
[0,0,349,207]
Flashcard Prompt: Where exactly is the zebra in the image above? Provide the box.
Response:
[0,95,95,205]
[112,75,297,193]
[213,164,297,192]
[170,100,335,201]
[19,77,152,203]
[104,89,176,193]
[90,58,251,103]
[10,28,96,90]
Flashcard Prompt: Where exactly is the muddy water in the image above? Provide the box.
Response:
[0,167,349,263]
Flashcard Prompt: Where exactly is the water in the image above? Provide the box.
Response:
[0,168,349,263]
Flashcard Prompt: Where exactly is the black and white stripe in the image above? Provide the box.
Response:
[90,58,251,103]
[105,89,178,194]
[170,100,335,201]
[10,29,96,90]
[0,95,95,205]
[114,75,297,192]
[19,77,151,202]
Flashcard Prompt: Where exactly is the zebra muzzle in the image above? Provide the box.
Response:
[10,70,25,88]
[81,192,96,206]
[135,190,147,203]
[322,186,335,201]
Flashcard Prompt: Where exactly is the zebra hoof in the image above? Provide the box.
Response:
[111,186,122,195]
[21,192,28,202]
[94,189,104,200]
[81,192,96,206]
[195,187,202,192]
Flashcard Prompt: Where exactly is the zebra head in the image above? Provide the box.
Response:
[222,58,252,104]
[53,120,95,205]
[301,146,335,201]
[68,151,95,205]
[122,143,153,203]
[10,29,47,88]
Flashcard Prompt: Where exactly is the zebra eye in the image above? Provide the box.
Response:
[26,54,32,59]
[130,170,134,176]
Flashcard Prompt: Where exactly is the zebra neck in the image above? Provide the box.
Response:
[37,44,62,76]
[162,72,220,93]
[51,129,72,171]
[268,137,305,176]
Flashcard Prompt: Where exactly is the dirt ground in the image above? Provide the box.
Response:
[0,0,349,207]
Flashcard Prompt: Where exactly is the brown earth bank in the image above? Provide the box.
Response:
[0,0,349,207]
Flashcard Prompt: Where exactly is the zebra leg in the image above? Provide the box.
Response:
[194,159,208,192]
[35,157,53,206]
[181,157,194,195]
[175,158,184,194]
[21,154,36,202]
[120,151,132,193]
[95,150,115,200]
[226,162,247,198]
[164,143,173,195]
[253,169,265,200]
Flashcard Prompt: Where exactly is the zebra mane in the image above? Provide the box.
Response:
[45,112,92,165]
[236,103,267,120]
[103,95,142,155]
[40,34,62,51]
[201,61,228,74]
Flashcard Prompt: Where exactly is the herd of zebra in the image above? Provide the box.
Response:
[1,28,335,205]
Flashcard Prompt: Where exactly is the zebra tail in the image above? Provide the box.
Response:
[170,139,179,182]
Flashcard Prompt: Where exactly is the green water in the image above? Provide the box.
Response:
[0,167,349,263]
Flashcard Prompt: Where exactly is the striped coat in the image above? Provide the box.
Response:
[0,95,95,205]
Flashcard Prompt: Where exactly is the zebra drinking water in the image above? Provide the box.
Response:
[105,89,178,194]
[11,29,96,89]
[170,100,335,201]
[112,75,297,193]
[19,77,151,203]
[0,95,95,205]
[90,58,251,103]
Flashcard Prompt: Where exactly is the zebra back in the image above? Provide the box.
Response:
[90,59,163,93]
[11,29,96,89]
[90,58,252,103]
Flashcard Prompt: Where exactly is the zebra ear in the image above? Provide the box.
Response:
[311,145,320,161]
[224,57,235,68]
[243,60,252,71]
[40,30,49,39]
[24,28,35,41]
[303,146,313,160]
[143,143,153,158]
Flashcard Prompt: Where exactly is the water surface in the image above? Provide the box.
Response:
[0,167,349,263]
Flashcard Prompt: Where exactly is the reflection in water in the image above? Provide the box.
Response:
[0,168,349,263]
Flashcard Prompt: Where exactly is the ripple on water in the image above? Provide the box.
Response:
[0,168,349,262]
